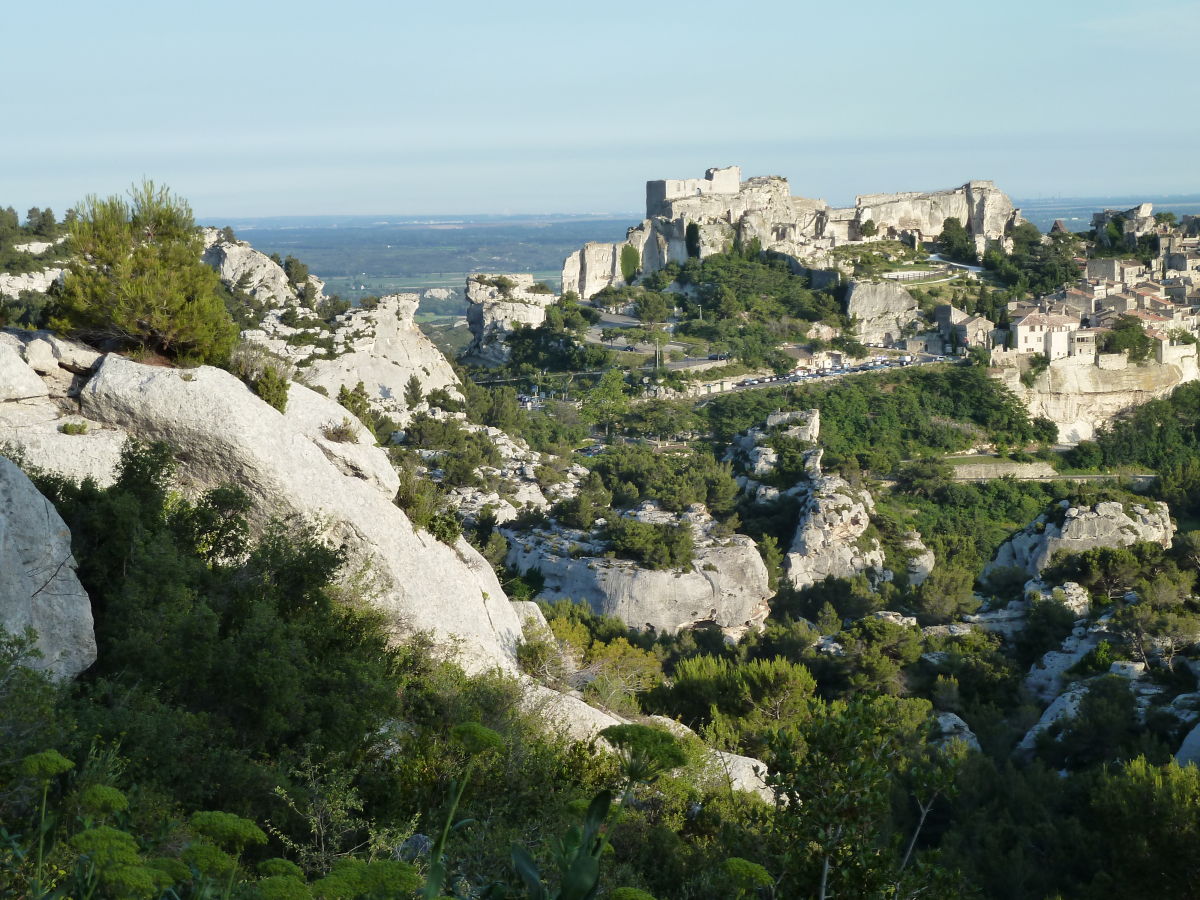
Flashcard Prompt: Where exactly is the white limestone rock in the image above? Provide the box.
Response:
[463,275,557,365]
[0,344,49,402]
[75,354,523,674]
[843,280,922,346]
[505,504,772,635]
[0,268,64,299]
[783,450,884,590]
[901,531,936,587]
[1177,720,1200,766]
[202,228,300,307]
[1016,685,1089,756]
[0,455,96,679]
[989,500,1175,576]
[934,712,981,752]
[301,294,461,423]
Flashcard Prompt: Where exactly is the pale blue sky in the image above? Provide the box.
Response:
[5,0,1196,218]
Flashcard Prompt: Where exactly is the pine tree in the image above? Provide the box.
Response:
[51,181,237,364]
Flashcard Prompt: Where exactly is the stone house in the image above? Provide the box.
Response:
[1011,311,1080,359]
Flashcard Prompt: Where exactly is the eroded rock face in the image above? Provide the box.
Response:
[463,275,557,365]
[504,504,771,635]
[843,280,922,346]
[301,294,462,422]
[998,352,1200,444]
[990,500,1175,576]
[0,455,96,679]
[74,355,523,674]
[901,531,935,587]
[784,450,884,590]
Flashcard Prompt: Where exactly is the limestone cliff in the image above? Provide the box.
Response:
[843,280,922,345]
[463,274,557,365]
[784,450,885,590]
[996,350,1200,443]
[202,228,314,308]
[989,499,1175,576]
[0,455,96,679]
[0,347,524,674]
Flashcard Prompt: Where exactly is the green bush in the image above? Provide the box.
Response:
[253,365,290,413]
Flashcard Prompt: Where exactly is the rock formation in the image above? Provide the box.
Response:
[462,274,557,365]
[0,268,63,299]
[900,531,936,587]
[843,280,922,345]
[989,500,1175,576]
[562,166,1020,298]
[202,228,314,307]
[996,350,1200,443]
[0,454,96,679]
[299,295,461,419]
[784,450,885,590]
[505,503,772,636]
[0,350,525,674]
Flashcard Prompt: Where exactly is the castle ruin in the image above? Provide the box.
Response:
[562,166,1021,298]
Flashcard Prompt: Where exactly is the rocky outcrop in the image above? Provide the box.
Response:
[784,450,884,590]
[843,280,922,345]
[996,351,1200,444]
[462,275,557,365]
[505,503,771,636]
[1016,685,1088,756]
[900,531,935,586]
[0,268,63,299]
[0,455,96,679]
[562,167,1019,298]
[202,228,308,307]
[934,712,980,752]
[66,354,523,674]
[989,500,1175,576]
[300,294,461,421]
[727,409,820,480]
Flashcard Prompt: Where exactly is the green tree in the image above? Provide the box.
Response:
[581,370,629,437]
[937,217,975,264]
[51,181,237,364]
[404,375,424,409]
[859,219,878,238]
[620,244,640,283]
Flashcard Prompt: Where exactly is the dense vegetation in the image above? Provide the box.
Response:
[703,365,1057,475]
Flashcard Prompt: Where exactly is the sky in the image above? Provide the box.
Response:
[4,0,1198,219]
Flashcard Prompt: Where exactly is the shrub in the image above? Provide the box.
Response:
[58,422,88,435]
[321,418,358,443]
[253,365,290,413]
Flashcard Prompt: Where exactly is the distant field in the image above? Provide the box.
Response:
[201,214,631,302]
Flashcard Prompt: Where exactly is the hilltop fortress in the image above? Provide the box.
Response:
[562,165,1020,297]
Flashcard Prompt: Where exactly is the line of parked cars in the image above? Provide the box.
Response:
[737,356,920,388]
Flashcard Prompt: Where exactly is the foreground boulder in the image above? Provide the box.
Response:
[0,455,96,679]
[76,354,523,673]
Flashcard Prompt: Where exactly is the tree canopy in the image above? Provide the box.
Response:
[51,181,237,364]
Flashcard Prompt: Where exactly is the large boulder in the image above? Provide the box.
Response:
[843,280,921,346]
[784,450,885,590]
[76,354,523,673]
[505,504,772,636]
[989,500,1175,576]
[0,455,96,679]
